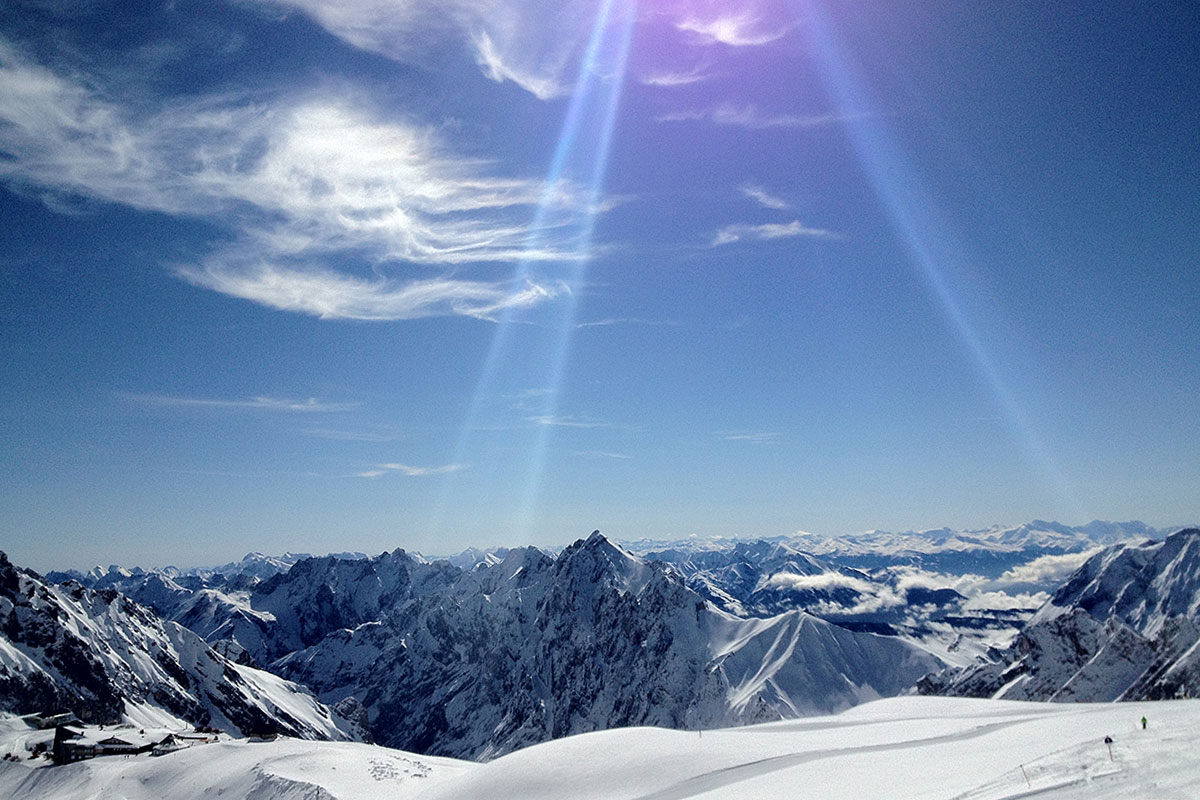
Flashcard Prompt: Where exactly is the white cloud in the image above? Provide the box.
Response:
[301,427,407,442]
[676,11,790,47]
[879,561,1074,613]
[765,571,907,615]
[258,0,608,101]
[711,221,839,247]
[994,550,1099,589]
[0,39,597,321]
[574,450,632,459]
[125,394,358,412]
[640,64,710,88]
[765,572,872,593]
[359,462,465,478]
[528,415,613,429]
[715,431,780,444]
[575,317,680,329]
[657,104,859,130]
[962,590,1050,612]
[177,261,559,322]
[473,29,567,100]
[740,184,789,210]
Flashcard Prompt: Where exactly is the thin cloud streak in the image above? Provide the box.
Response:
[177,262,561,322]
[711,220,840,246]
[657,104,863,130]
[124,394,359,413]
[300,427,407,442]
[358,462,466,478]
[740,184,790,210]
[575,317,681,329]
[640,64,710,87]
[715,431,781,443]
[527,415,615,429]
[574,450,632,459]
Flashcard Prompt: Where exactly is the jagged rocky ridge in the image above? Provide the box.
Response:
[268,533,944,758]
[918,528,1200,702]
[0,552,362,740]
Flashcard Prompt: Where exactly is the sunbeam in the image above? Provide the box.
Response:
[514,0,640,536]
[791,0,1080,517]
[431,0,640,539]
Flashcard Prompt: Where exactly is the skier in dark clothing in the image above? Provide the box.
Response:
[1141,716,1147,730]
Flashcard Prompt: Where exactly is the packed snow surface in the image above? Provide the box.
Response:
[4,697,1199,799]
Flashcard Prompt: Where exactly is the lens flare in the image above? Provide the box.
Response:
[432,0,640,539]
[791,0,1079,516]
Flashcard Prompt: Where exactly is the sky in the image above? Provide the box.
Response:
[1,0,1197,571]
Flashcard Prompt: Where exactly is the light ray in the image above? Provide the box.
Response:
[791,0,1080,516]
[431,0,638,539]
[515,0,639,536]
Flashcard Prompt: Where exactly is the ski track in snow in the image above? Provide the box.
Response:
[632,718,1028,800]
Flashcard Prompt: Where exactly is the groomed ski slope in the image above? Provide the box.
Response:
[5,697,1199,799]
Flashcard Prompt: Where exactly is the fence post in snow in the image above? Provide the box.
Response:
[1020,764,1030,789]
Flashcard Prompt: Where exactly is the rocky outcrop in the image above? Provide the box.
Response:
[918,529,1200,702]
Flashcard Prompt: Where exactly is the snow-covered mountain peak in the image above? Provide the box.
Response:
[921,527,1200,703]
[0,552,361,741]
[556,530,653,597]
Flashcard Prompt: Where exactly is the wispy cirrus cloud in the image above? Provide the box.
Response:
[527,415,615,429]
[657,103,858,130]
[177,262,561,322]
[575,317,681,329]
[574,450,632,459]
[715,430,781,444]
[640,63,711,88]
[711,221,839,247]
[0,38,598,321]
[124,394,359,413]
[473,29,567,100]
[258,0,613,100]
[676,11,791,47]
[300,426,407,442]
[358,462,466,478]
[740,184,789,210]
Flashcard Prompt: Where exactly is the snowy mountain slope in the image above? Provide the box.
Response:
[6,697,1199,800]
[416,697,1200,800]
[919,528,1200,702]
[0,552,360,740]
[275,532,944,759]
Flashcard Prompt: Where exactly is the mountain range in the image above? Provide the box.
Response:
[4,519,1197,761]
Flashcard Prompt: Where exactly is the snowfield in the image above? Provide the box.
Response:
[4,697,1199,799]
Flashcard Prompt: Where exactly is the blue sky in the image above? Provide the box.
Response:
[1,0,1197,571]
